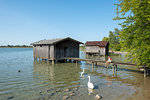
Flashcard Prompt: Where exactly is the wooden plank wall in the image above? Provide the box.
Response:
[85,46,106,55]
[33,45,49,59]
[50,45,54,60]
[55,40,79,59]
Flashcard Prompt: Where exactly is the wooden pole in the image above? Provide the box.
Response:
[144,69,146,77]
[52,60,55,65]
[112,64,115,71]
[115,64,117,71]
[76,60,78,66]
[92,62,94,67]
[95,62,97,66]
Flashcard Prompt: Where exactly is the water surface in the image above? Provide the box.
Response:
[0,48,150,100]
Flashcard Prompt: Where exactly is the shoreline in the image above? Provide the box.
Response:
[0,47,33,48]
[109,51,127,54]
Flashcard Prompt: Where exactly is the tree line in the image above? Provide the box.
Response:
[0,45,32,48]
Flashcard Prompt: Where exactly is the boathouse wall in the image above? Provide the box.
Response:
[85,41,109,56]
[55,40,79,59]
[85,46,106,55]
[33,45,49,59]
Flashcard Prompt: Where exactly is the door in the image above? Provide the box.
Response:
[64,47,68,57]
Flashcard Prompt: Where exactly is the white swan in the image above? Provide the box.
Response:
[81,68,85,76]
[87,76,94,89]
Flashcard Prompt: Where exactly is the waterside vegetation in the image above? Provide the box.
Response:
[103,0,150,67]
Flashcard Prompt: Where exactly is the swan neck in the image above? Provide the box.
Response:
[88,77,91,83]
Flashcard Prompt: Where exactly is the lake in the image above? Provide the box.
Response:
[0,48,150,100]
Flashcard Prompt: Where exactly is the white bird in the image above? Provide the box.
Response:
[87,76,94,89]
[81,68,85,76]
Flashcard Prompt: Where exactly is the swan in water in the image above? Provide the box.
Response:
[87,76,94,89]
[81,68,85,76]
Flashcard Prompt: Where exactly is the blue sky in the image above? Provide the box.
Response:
[0,0,121,45]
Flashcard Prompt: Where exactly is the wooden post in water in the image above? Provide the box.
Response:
[52,60,55,65]
[95,62,97,66]
[144,68,147,77]
[112,64,115,71]
[76,60,78,66]
[115,64,117,71]
[92,62,94,67]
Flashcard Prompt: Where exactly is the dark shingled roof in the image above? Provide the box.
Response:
[85,41,109,47]
[31,37,83,45]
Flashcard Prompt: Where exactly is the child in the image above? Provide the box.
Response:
[105,56,112,68]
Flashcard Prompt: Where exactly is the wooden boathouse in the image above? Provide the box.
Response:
[85,41,109,56]
[31,37,83,63]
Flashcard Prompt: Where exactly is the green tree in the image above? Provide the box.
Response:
[102,28,121,51]
[102,37,109,41]
[114,0,150,67]
[109,28,121,51]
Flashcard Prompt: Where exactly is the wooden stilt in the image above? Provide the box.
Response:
[115,64,117,71]
[52,60,55,65]
[76,60,78,65]
[95,62,97,66]
[112,64,115,70]
[144,69,146,77]
[92,62,94,67]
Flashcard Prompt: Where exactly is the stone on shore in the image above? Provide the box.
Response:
[7,96,14,99]
[95,94,102,100]
[64,88,70,92]
[63,95,69,99]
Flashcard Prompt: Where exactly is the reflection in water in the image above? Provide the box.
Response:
[33,60,54,81]
[33,60,81,89]
[105,76,112,87]
[88,88,94,95]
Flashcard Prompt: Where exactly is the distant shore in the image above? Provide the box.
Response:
[0,46,33,48]
[109,51,127,54]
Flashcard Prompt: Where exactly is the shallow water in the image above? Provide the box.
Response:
[0,48,150,100]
